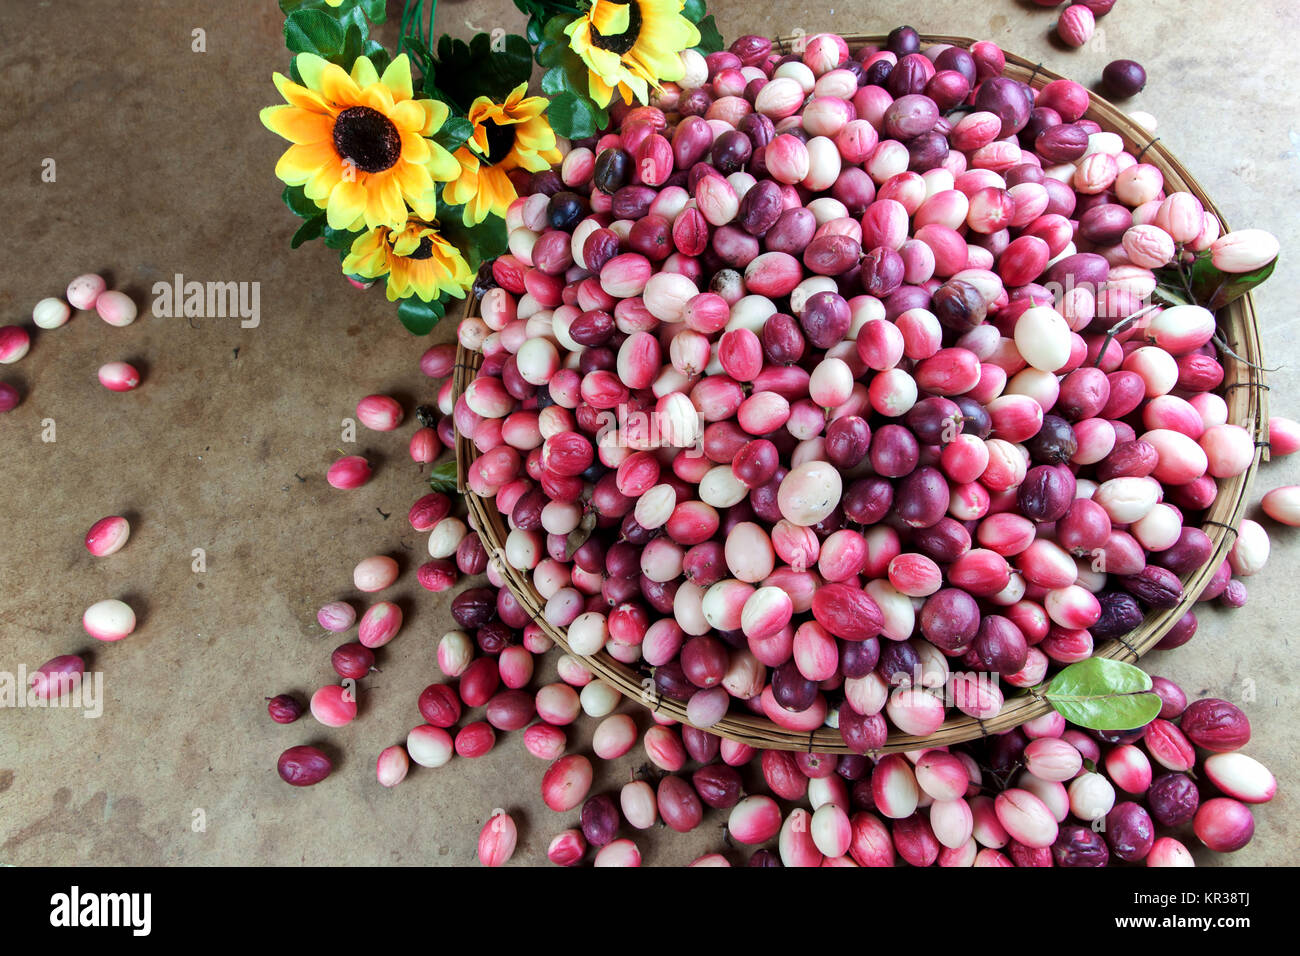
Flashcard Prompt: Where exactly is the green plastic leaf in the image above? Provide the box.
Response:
[437,212,508,274]
[546,90,607,140]
[322,225,361,251]
[1040,658,1163,731]
[339,23,366,69]
[428,458,459,493]
[282,184,320,219]
[535,13,576,67]
[483,33,535,93]
[279,0,323,13]
[433,116,475,153]
[405,35,434,71]
[692,15,724,54]
[541,48,591,103]
[359,0,387,23]
[363,39,391,75]
[290,215,326,249]
[284,9,345,58]
[541,65,574,96]
[683,0,706,23]
[397,295,446,335]
[429,33,535,111]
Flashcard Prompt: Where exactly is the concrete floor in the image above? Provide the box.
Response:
[0,0,1296,866]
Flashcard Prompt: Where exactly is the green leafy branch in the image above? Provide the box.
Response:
[1032,658,1163,731]
[282,0,390,78]
[422,32,535,115]
[1153,247,1277,312]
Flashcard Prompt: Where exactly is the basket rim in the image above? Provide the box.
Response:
[453,33,1268,753]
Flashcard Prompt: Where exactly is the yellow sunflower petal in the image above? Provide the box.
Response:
[388,99,427,133]
[326,179,368,230]
[274,141,335,184]
[358,83,395,114]
[587,71,616,108]
[272,72,334,113]
[303,156,344,201]
[420,98,450,136]
[380,54,415,101]
[391,231,421,257]
[409,189,439,223]
[399,130,431,165]
[395,157,435,200]
[364,172,406,231]
[503,83,529,111]
[261,105,333,145]
[350,55,379,89]
[295,53,330,93]
[319,61,363,105]
[426,142,464,183]
[589,0,630,36]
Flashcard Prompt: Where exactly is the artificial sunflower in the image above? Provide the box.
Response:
[260,52,460,234]
[342,219,473,303]
[565,0,700,108]
[442,83,564,226]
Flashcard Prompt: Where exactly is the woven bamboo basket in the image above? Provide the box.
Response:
[453,33,1269,753]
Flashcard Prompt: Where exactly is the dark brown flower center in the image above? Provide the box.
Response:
[589,1,642,56]
[483,119,518,166]
[406,236,436,261]
[332,106,402,174]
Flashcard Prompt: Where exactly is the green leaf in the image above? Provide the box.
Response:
[433,116,475,153]
[397,296,446,335]
[322,225,361,251]
[536,12,577,67]
[284,9,345,58]
[565,510,598,559]
[340,23,366,69]
[541,64,575,96]
[363,39,390,75]
[429,33,535,111]
[359,0,386,23]
[282,184,320,219]
[437,212,507,274]
[1191,253,1275,311]
[334,4,369,36]
[484,33,535,94]
[280,0,384,26]
[692,15,724,54]
[682,0,706,23]
[1154,250,1278,311]
[546,90,607,140]
[290,215,326,249]
[1040,658,1163,731]
[405,35,434,72]
[429,458,459,493]
[1152,276,1193,308]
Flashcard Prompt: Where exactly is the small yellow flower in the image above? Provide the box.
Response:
[443,82,563,226]
[565,0,700,108]
[260,53,460,233]
[343,220,473,303]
